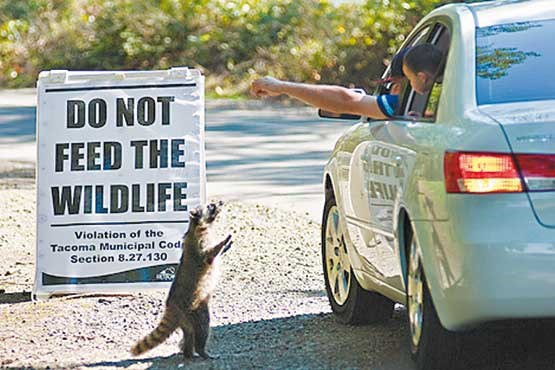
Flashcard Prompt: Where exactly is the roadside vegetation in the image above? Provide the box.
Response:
[1,0,471,97]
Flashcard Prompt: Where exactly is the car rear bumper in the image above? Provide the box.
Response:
[413,193,555,330]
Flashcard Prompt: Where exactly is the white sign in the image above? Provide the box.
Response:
[33,68,205,299]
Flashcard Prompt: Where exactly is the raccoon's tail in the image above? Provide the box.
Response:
[131,307,179,356]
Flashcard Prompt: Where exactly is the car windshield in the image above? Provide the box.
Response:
[476,18,555,105]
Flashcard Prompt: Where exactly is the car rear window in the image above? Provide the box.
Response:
[476,19,555,105]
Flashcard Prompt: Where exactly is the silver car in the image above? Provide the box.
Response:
[321,1,555,369]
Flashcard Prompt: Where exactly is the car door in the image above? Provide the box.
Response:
[343,25,435,292]
[370,22,453,291]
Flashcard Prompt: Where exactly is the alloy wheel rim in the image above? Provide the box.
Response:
[408,237,424,348]
[325,205,351,305]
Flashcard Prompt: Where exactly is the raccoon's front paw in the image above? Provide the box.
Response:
[222,238,233,254]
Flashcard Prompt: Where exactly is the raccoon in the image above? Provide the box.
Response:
[131,201,232,359]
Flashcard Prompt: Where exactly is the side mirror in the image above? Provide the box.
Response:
[317,88,366,121]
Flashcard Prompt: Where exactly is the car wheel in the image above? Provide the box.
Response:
[407,230,459,370]
[322,195,393,325]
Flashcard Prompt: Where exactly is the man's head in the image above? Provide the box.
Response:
[402,44,444,94]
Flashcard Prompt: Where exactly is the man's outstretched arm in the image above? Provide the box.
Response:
[251,76,388,119]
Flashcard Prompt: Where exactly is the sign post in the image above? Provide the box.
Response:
[33,68,205,299]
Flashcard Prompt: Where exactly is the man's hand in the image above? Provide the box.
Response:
[250,76,284,98]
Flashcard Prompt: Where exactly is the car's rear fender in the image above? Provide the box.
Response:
[395,205,468,329]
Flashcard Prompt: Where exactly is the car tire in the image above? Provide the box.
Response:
[406,229,459,370]
[322,194,393,325]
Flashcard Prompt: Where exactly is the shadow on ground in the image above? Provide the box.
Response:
[0,165,35,179]
[458,319,555,370]
[0,107,36,144]
[61,311,555,370]
[77,311,412,370]
[0,291,32,305]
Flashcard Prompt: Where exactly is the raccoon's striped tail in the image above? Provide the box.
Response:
[131,307,179,356]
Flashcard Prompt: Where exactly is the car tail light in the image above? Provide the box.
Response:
[514,154,555,191]
[444,152,523,193]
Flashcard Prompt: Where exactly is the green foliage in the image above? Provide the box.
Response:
[0,0,455,95]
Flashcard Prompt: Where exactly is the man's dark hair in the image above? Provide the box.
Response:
[403,44,444,77]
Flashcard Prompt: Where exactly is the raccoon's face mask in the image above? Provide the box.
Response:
[205,201,223,223]
[189,201,224,224]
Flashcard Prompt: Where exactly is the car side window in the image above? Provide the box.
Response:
[375,26,431,98]
[398,25,434,116]
[424,83,442,117]
[402,23,450,121]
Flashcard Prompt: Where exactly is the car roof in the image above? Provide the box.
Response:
[462,0,555,28]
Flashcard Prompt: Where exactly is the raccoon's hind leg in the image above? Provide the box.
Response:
[192,303,218,359]
[180,321,195,359]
